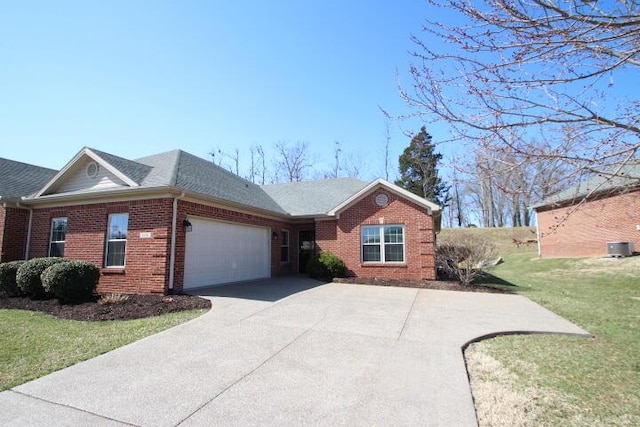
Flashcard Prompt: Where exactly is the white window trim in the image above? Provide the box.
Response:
[281,229,290,263]
[49,217,67,257]
[105,213,128,268]
[361,225,406,264]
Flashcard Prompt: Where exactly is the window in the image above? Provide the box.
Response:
[105,213,128,267]
[361,225,405,263]
[49,217,67,257]
[281,229,290,263]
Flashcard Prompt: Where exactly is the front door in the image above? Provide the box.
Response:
[298,230,316,273]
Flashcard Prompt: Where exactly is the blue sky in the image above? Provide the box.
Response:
[0,0,449,181]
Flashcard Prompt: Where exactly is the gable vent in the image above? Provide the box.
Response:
[86,162,100,178]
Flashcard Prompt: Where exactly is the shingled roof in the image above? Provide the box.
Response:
[0,158,57,201]
[136,150,288,215]
[14,147,438,218]
[533,162,640,210]
[261,178,369,216]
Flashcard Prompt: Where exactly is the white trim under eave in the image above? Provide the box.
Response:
[34,147,139,197]
[22,186,182,208]
[327,178,441,217]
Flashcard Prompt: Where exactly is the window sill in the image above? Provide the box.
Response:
[361,263,407,268]
[101,268,126,275]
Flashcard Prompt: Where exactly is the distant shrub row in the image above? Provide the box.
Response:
[0,257,100,304]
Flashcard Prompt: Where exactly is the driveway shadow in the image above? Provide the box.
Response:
[474,273,517,287]
[189,276,326,302]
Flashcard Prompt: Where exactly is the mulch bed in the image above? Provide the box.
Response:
[0,294,211,322]
[1,278,507,321]
[333,277,510,294]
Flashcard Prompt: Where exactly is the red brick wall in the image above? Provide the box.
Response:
[30,199,174,294]
[316,189,437,281]
[172,200,301,293]
[0,207,29,262]
[537,190,640,258]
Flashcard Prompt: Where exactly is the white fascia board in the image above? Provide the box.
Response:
[33,147,138,197]
[327,178,440,216]
[34,147,88,197]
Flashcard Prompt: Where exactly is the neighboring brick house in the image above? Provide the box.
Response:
[0,158,57,263]
[0,147,440,294]
[533,165,640,258]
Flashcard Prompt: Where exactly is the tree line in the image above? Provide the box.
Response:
[209,140,366,185]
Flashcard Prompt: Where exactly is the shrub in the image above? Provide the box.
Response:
[436,234,498,285]
[307,251,347,280]
[42,260,100,304]
[16,257,68,299]
[0,260,26,297]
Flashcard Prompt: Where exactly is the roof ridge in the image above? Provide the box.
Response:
[90,147,151,168]
[260,177,366,188]
[171,150,183,187]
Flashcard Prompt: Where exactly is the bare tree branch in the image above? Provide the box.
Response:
[402,0,640,187]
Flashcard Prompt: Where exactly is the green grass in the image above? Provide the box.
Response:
[0,309,206,391]
[444,227,640,425]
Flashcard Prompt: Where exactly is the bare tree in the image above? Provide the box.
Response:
[274,141,314,182]
[209,148,240,175]
[342,153,364,179]
[331,141,342,179]
[403,0,640,192]
[383,121,391,181]
[257,145,267,185]
[444,136,569,228]
[247,144,268,184]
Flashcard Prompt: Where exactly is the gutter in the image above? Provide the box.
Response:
[168,192,186,293]
[15,201,33,259]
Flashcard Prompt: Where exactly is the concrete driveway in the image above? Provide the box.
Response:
[1,278,590,426]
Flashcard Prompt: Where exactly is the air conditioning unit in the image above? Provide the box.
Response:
[607,242,634,257]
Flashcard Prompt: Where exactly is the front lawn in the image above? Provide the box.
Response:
[466,248,640,426]
[0,308,206,391]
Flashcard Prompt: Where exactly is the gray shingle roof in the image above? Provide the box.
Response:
[20,147,376,218]
[261,178,369,216]
[0,158,57,200]
[533,162,640,209]
[135,150,288,215]
[91,148,153,185]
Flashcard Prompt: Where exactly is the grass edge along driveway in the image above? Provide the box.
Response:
[466,249,640,427]
[0,308,206,391]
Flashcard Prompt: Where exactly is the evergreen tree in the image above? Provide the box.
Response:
[395,126,449,206]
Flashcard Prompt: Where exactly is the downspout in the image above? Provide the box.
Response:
[168,192,185,294]
[15,202,33,260]
[535,211,542,258]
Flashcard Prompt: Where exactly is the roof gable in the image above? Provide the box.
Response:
[0,158,57,200]
[35,148,144,197]
[328,179,441,216]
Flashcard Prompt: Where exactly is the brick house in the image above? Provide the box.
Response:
[533,165,640,258]
[0,158,57,263]
[0,147,440,294]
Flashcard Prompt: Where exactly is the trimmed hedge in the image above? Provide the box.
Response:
[16,257,68,299]
[42,260,100,304]
[307,251,347,280]
[0,260,26,297]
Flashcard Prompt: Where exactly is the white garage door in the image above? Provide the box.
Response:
[183,218,271,290]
